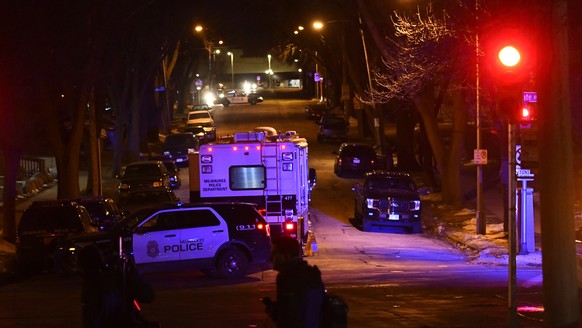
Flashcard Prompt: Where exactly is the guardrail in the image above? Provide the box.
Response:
[19,157,46,180]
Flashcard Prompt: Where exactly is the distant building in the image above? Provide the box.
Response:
[211,49,302,90]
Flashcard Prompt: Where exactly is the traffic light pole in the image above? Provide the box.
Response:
[507,122,518,327]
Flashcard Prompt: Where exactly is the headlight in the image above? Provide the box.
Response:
[411,200,421,211]
[152,181,162,188]
[366,198,378,209]
[163,151,171,156]
[188,148,196,153]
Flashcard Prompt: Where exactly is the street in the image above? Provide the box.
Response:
[0,98,547,327]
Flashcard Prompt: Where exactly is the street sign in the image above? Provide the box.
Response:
[516,144,535,179]
[473,149,488,165]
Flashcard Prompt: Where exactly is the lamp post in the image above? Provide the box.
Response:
[194,24,224,91]
[313,18,384,154]
[267,54,272,88]
[227,52,234,89]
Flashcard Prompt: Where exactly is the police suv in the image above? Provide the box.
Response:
[64,202,272,278]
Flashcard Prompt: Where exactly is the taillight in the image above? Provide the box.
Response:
[284,222,295,231]
[258,208,267,217]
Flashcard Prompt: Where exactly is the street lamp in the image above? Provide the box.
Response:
[227,51,234,88]
[194,24,224,91]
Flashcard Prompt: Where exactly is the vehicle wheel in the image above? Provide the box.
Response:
[362,218,372,232]
[354,204,363,227]
[250,99,257,105]
[216,248,248,279]
[410,222,423,234]
[223,100,230,107]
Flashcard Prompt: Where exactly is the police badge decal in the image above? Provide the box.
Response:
[147,240,160,258]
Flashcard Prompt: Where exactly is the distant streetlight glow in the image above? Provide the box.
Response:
[194,25,203,33]
[312,21,324,30]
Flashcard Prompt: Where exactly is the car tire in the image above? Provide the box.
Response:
[216,247,248,279]
[362,218,372,232]
[250,99,257,105]
[410,222,422,234]
[354,204,363,227]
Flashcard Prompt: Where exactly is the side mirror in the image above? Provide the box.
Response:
[417,187,430,196]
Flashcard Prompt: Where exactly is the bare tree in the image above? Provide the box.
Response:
[363,2,476,207]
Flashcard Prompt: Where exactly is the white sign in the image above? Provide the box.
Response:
[473,149,488,165]
[516,144,534,179]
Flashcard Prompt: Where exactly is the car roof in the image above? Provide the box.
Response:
[364,170,411,178]
[126,160,163,166]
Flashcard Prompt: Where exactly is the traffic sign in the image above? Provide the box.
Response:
[473,149,488,165]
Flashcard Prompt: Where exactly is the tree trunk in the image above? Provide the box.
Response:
[539,1,580,326]
[1,148,21,242]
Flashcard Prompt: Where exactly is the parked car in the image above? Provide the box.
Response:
[182,125,214,144]
[15,200,98,272]
[74,196,124,231]
[186,111,216,141]
[191,103,212,111]
[317,116,348,143]
[118,188,180,215]
[118,161,170,200]
[333,143,381,178]
[352,171,423,233]
[63,202,272,278]
[162,132,200,165]
[305,103,331,120]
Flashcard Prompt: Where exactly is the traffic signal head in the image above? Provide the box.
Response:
[485,28,534,87]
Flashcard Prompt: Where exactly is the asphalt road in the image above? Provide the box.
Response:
[0,97,551,327]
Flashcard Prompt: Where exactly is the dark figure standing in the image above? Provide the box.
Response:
[264,236,326,328]
[78,245,156,328]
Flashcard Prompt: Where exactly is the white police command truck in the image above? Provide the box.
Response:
[64,202,272,278]
[189,129,315,241]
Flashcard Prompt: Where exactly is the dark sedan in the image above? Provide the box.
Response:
[352,171,423,234]
[333,143,381,178]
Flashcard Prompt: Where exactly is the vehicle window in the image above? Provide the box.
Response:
[366,177,416,192]
[19,207,83,232]
[188,112,211,120]
[140,212,179,231]
[342,146,374,157]
[124,164,160,177]
[323,119,345,129]
[165,135,197,148]
[214,205,263,224]
[177,209,220,229]
[229,166,266,190]
[120,191,175,205]
[78,206,98,233]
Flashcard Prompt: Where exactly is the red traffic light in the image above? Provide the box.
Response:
[498,46,521,67]
[520,102,535,122]
[484,28,534,87]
